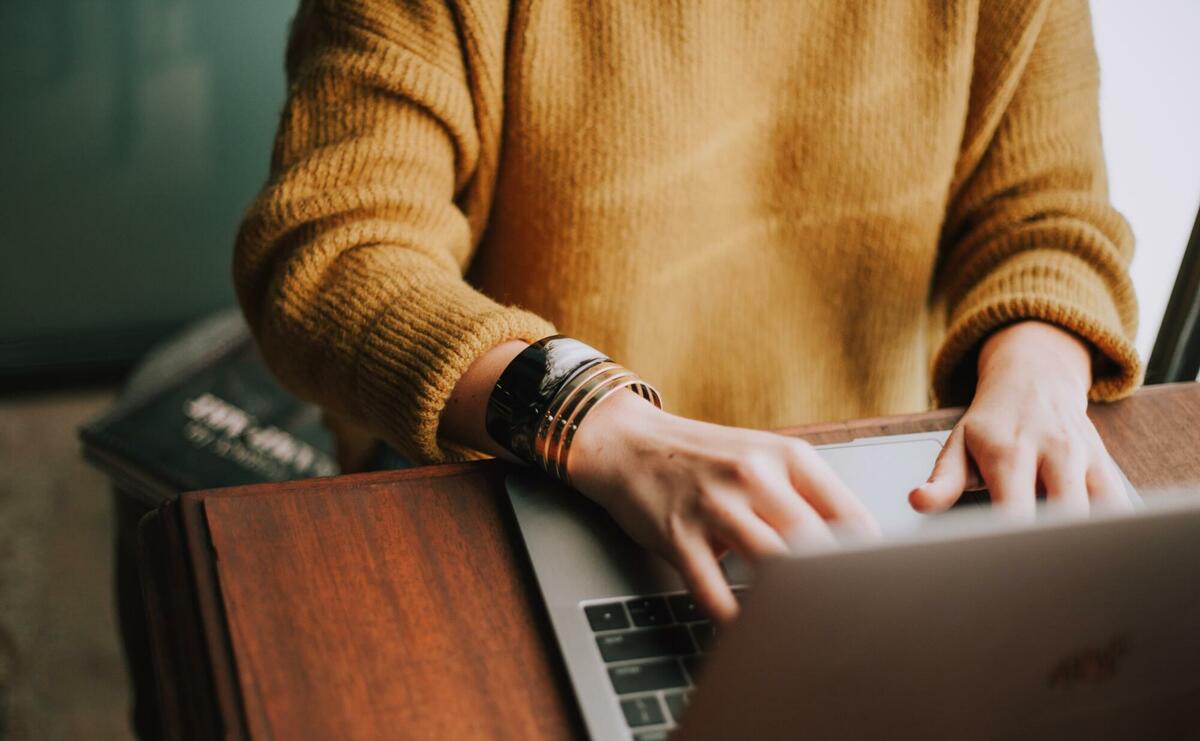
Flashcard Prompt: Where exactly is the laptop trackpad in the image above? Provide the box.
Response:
[720,437,945,583]
[818,437,945,537]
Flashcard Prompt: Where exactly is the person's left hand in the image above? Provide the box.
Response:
[909,320,1132,518]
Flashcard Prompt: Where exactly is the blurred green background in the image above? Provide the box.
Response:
[0,0,296,380]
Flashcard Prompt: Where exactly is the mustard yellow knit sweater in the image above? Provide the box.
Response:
[235,0,1140,465]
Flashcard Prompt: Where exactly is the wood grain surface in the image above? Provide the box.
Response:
[145,383,1200,740]
[200,466,579,740]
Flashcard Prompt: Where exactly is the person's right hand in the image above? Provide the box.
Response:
[567,391,880,623]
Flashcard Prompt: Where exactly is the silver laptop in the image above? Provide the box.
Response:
[506,432,1198,740]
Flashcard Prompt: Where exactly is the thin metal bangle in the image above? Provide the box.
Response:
[535,363,628,475]
[556,378,660,484]
[545,368,638,479]
[530,361,619,468]
[545,369,660,482]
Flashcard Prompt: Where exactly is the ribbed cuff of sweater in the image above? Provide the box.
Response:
[352,278,556,465]
[932,248,1142,407]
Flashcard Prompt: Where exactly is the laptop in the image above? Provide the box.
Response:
[505,431,1200,739]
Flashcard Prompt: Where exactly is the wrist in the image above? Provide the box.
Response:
[483,335,663,480]
[977,321,1092,395]
[567,389,667,488]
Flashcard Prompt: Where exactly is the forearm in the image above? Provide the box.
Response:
[235,4,556,464]
[931,0,1138,406]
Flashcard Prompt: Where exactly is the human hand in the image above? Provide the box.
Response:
[568,392,879,623]
[910,321,1131,518]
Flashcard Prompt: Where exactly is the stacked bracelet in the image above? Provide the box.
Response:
[536,360,661,483]
[485,336,662,483]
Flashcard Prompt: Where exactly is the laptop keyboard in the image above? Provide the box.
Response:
[582,587,748,739]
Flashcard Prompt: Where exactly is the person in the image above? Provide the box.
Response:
[234,0,1140,622]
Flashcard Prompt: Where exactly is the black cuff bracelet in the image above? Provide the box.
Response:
[485,336,609,464]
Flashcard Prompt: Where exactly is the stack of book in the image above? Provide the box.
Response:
[79,312,339,505]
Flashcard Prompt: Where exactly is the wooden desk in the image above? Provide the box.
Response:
[139,383,1200,740]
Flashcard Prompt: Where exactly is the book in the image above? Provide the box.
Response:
[80,312,339,505]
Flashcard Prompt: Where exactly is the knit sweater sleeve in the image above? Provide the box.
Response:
[233,0,554,464]
[931,0,1140,406]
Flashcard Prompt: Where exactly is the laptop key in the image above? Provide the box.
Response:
[609,659,688,694]
[626,597,673,627]
[584,602,630,631]
[634,731,670,741]
[621,695,666,727]
[682,654,704,684]
[597,626,695,662]
[664,690,690,722]
[667,593,706,623]
[690,621,716,652]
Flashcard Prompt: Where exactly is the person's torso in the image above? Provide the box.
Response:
[469,1,980,428]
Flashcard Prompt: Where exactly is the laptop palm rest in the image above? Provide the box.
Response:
[507,432,953,605]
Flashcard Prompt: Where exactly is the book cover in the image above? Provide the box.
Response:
[80,318,338,505]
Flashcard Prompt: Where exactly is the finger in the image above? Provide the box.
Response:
[909,425,969,513]
[1075,423,1134,512]
[706,499,791,562]
[746,461,845,546]
[754,486,840,552]
[1038,451,1089,517]
[1086,454,1135,513]
[672,531,738,623]
[963,457,987,492]
[977,442,1038,520]
[783,444,880,536]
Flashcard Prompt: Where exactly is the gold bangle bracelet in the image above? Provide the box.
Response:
[546,368,638,480]
[527,356,662,484]
[532,362,624,472]
[556,377,659,484]
[540,366,662,482]
[535,363,630,477]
